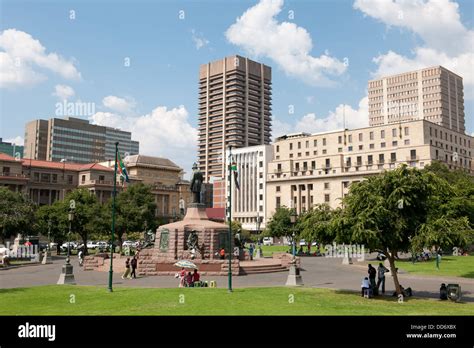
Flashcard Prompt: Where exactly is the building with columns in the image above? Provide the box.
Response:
[224,145,273,232]
[266,119,473,218]
[0,153,114,204]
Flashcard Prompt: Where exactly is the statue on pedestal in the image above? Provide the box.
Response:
[190,163,204,204]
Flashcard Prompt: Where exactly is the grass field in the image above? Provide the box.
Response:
[0,286,472,316]
[395,256,474,279]
[260,245,290,257]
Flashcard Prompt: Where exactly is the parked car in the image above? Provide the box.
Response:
[299,239,306,246]
[262,237,272,246]
[122,240,139,248]
[96,241,108,250]
[60,242,77,252]
[87,241,98,249]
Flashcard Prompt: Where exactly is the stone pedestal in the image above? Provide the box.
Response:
[57,262,76,285]
[41,251,52,264]
[285,263,303,286]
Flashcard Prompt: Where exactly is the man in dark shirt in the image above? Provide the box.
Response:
[368,264,377,295]
[130,256,138,279]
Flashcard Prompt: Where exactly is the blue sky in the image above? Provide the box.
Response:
[1,0,473,171]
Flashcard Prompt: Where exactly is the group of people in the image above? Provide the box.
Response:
[361,263,390,297]
[177,268,201,287]
[122,256,138,279]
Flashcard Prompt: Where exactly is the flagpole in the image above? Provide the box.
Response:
[227,145,233,293]
[108,141,118,292]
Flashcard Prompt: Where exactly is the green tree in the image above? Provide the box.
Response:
[336,165,473,295]
[105,183,157,252]
[0,188,36,243]
[35,204,68,249]
[298,204,338,245]
[265,206,298,243]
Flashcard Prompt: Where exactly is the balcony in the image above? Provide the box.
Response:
[406,156,419,161]
[80,179,114,186]
[0,172,28,180]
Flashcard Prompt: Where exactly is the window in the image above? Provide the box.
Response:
[410,149,417,160]
[324,182,330,189]
[404,139,410,145]
[348,134,352,143]
[356,156,362,166]
[324,194,330,203]
[81,175,86,183]
[392,141,398,146]
[298,142,301,149]
[67,175,73,184]
[277,163,282,172]
[259,172,263,178]
[343,181,349,188]
[338,148,343,153]
[323,138,327,146]
[276,186,281,192]
[348,146,353,152]
[381,130,385,138]
[390,153,396,162]
[295,163,300,171]
[370,131,374,140]
[289,143,293,150]
[303,162,308,170]
[392,128,397,137]
[325,158,330,168]
[345,157,351,167]
[41,173,50,183]
[311,161,316,169]
[381,142,386,148]
[338,136,342,144]
[306,141,309,148]
[313,139,317,147]
[259,194,263,201]
[379,154,385,164]
[358,133,363,141]
[99,175,105,182]
[404,127,409,136]
[367,155,373,165]
[259,161,263,168]
[322,149,327,154]
[276,145,279,152]
[276,197,281,209]
[259,183,263,189]
[359,145,363,150]
[33,172,40,181]
[369,144,374,149]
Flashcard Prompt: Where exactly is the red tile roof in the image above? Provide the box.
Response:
[0,153,18,162]
[20,158,113,172]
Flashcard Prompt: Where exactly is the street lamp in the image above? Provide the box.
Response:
[286,209,303,286]
[57,199,76,285]
[255,213,263,259]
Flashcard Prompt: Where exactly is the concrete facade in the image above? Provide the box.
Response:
[197,55,272,183]
[266,120,473,218]
[369,66,465,133]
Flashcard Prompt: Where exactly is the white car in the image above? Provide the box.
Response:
[122,240,138,248]
[299,239,306,246]
[87,241,98,249]
[96,241,108,250]
[60,242,77,251]
[262,237,272,246]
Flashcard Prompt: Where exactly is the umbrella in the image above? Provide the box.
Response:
[174,260,197,269]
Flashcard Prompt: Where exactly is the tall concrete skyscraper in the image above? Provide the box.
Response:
[368,66,465,133]
[197,55,272,183]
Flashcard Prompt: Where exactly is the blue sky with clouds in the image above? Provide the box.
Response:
[1,0,473,170]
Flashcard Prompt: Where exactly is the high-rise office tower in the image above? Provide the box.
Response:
[368,66,465,133]
[24,117,139,163]
[197,55,272,182]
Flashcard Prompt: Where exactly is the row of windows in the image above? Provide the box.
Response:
[429,127,471,147]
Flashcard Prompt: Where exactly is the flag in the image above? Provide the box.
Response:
[231,161,240,190]
[117,151,129,183]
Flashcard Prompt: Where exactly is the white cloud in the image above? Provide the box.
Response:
[354,0,474,92]
[272,97,369,138]
[225,0,347,86]
[89,105,198,170]
[191,29,209,50]
[102,95,136,115]
[4,136,24,146]
[0,29,81,88]
[52,84,75,100]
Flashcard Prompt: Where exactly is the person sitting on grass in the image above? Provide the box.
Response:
[192,269,200,286]
[185,271,193,287]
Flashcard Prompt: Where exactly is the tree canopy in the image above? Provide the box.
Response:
[0,188,35,243]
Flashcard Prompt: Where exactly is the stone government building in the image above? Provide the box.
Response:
[0,153,193,222]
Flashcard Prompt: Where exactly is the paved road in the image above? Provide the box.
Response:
[1,254,473,302]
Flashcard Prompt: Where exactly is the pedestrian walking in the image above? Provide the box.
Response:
[121,257,131,279]
[376,262,389,294]
[130,256,138,279]
[248,243,254,261]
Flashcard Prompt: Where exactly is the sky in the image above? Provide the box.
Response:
[1,0,473,172]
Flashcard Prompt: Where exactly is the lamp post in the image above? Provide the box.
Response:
[286,209,303,286]
[57,200,76,284]
[255,213,263,259]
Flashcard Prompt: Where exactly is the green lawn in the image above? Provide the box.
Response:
[260,245,290,257]
[0,286,472,316]
[396,256,474,279]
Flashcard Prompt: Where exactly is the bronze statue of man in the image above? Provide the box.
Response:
[190,162,204,204]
